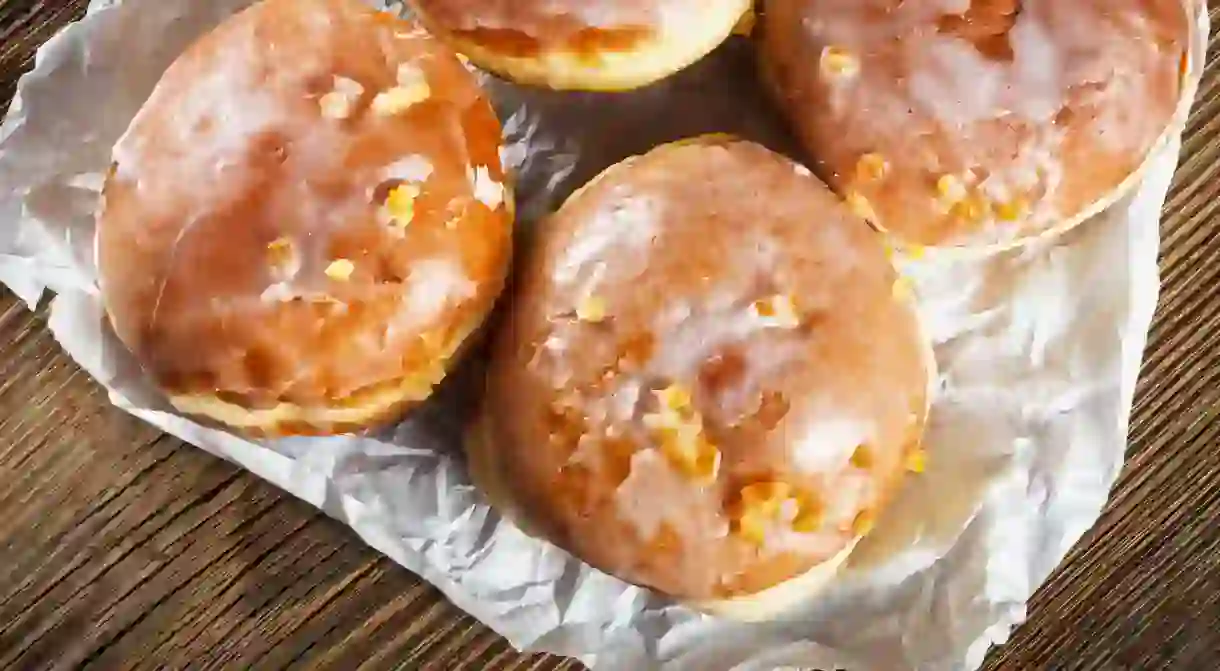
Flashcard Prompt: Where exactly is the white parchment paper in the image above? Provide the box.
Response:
[0,1,1208,668]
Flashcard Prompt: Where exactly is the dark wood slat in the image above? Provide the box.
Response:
[0,0,88,114]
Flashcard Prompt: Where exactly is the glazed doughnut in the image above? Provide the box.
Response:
[759,0,1193,250]
[407,0,754,91]
[471,136,934,618]
[97,0,513,437]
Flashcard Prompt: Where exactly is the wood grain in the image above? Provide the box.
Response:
[1,1,1219,670]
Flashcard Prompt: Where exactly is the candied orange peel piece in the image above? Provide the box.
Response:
[937,174,967,204]
[751,294,801,329]
[849,444,874,469]
[324,258,355,281]
[643,384,720,483]
[734,481,823,544]
[855,153,890,182]
[576,295,608,324]
[371,64,431,116]
[995,196,1030,222]
[821,46,860,79]
[653,384,693,414]
[950,192,991,222]
[382,183,421,230]
[266,237,295,269]
[319,76,364,120]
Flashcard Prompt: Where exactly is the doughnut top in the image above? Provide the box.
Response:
[410,0,670,51]
[97,0,511,434]
[408,0,752,91]
[481,137,932,601]
[761,0,1191,249]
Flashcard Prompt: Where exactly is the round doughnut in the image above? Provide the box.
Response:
[407,0,754,91]
[97,0,513,437]
[470,136,934,618]
[759,0,1193,250]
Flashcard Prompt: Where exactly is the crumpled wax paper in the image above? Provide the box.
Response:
[0,0,1208,668]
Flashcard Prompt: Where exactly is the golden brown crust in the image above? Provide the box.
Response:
[408,0,752,91]
[167,301,493,438]
[467,403,864,622]
[477,136,932,604]
[97,0,513,436]
[759,0,1191,250]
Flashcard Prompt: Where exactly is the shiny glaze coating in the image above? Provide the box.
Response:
[98,0,512,435]
[477,137,932,603]
[761,0,1190,249]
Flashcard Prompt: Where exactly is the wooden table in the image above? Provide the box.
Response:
[2,1,1219,669]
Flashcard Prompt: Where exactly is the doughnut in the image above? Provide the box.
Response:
[470,136,934,618]
[407,0,754,91]
[759,0,1193,250]
[97,0,513,437]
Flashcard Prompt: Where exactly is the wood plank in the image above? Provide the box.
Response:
[0,292,578,670]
